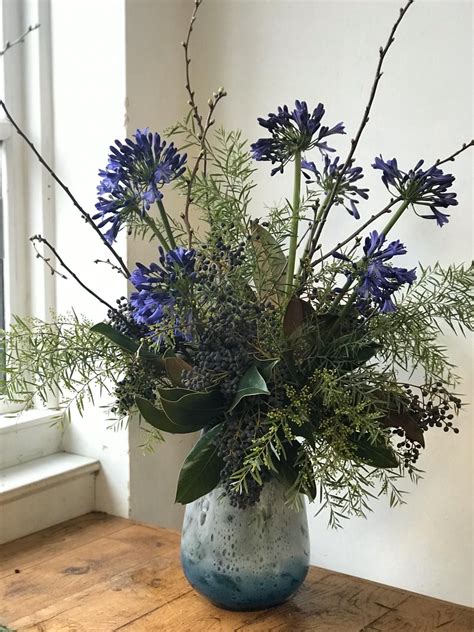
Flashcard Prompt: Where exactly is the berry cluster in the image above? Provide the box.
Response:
[217,409,268,509]
[195,239,246,285]
[111,358,162,418]
[183,291,264,400]
[108,297,150,340]
[394,383,462,469]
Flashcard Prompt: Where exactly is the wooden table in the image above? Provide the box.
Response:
[0,513,472,631]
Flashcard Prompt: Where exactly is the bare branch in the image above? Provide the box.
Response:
[31,234,118,315]
[309,0,415,251]
[0,99,130,278]
[0,23,39,57]
[435,140,473,167]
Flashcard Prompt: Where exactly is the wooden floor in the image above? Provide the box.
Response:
[0,513,472,631]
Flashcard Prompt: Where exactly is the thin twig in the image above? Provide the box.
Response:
[32,239,67,279]
[182,1,205,139]
[31,235,118,314]
[181,90,226,248]
[181,0,226,248]
[0,23,39,56]
[0,99,130,278]
[309,0,415,251]
[94,258,124,274]
[435,140,473,167]
[311,198,400,268]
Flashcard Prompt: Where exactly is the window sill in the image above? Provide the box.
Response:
[0,407,64,433]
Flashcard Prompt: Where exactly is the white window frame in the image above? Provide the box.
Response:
[0,0,57,415]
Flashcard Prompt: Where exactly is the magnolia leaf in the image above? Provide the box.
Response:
[91,322,138,353]
[136,396,205,434]
[253,357,279,381]
[251,223,287,306]
[158,387,226,426]
[351,433,399,469]
[175,424,224,504]
[228,365,270,412]
[165,357,192,387]
[283,297,314,338]
[91,322,164,365]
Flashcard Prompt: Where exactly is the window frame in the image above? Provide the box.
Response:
[0,0,57,414]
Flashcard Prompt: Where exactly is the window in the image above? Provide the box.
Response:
[0,0,56,412]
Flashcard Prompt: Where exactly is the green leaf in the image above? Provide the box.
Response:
[251,223,287,306]
[175,424,224,504]
[228,365,270,412]
[91,322,138,353]
[253,357,279,381]
[158,387,226,426]
[350,433,399,469]
[136,397,206,434]
[91,322,164,366]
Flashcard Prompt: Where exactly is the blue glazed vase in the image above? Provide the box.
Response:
[180,478,310,611]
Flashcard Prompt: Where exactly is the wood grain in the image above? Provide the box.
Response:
[0,513,471,632]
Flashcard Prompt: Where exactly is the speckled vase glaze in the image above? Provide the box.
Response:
[180,479,310,611]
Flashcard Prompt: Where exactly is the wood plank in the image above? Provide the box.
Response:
[362,593,474,631]
[0,512,129,579]
[118,568,409,631]
[0,525,178,623]
[10,557,191,631]
[1,514,472,632]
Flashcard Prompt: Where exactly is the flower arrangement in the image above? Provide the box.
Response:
[1,0,472,528]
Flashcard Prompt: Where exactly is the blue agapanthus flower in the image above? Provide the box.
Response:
[129,246,196,331]
[302,156,369,219]
[251,100,345,175]
[93,129,187,243]
[372,156,457,227]
[335,231,416,313]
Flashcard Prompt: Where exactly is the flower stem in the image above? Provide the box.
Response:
[144,214,170,250]
[286,150,302,296]
[157,200,177,249]
[380,199,411,237]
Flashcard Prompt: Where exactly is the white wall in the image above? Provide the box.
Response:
[46,0,472,606]
[49,0,130,517]
[190,0,473,607]
[125,0,198,530]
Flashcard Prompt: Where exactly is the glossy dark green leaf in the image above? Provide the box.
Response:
[251,223,287,305]
[175,424,224,504]
[228,365,270,412]
[351,433,399,469]
[91,322,164,366]
[136,396,206,434]
[253,357,279,382]
[158,387,226,426]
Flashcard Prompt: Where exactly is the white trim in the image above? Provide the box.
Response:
[0,0,56,324]
[0,407,63,433]
[0,452,100,504]
[0,119,11,141]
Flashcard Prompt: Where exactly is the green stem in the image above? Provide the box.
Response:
[380,199,411,238]
[286,150,302,296]
[330,277,354,312]
[144,214,170,250]
[157,200,177,249]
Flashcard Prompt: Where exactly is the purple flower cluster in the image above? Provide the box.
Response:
[93,129,187,243]
[251,100,345,175]
[335,231,416,313]
[302,156,369,218]
[372,157,457,227]
[129,246,196,335]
